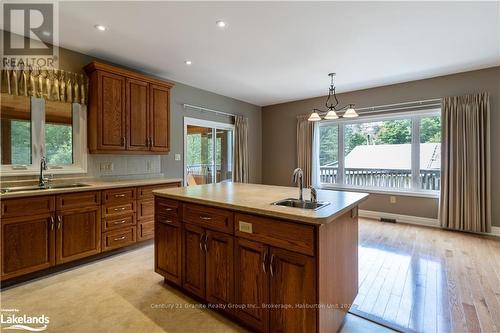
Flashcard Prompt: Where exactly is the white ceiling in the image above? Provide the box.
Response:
[54,2,500,106]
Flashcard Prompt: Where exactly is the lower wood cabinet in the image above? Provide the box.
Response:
[182,223,206,298]
[56,206,101,264]
[205,230,234,305]
[1,213,55,280]
[155,217,182,285]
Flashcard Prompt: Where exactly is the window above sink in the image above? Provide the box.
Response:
[1,94,87,176]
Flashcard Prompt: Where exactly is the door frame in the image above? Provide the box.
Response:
[183,117,235,186]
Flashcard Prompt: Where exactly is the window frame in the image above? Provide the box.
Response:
[317,108,441,198]
[1,96,87,176]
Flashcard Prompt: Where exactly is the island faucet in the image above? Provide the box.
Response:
[39,156,48,188]
[292,168,304,201]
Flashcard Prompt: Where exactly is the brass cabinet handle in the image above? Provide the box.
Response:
[57,215,62,229]
[262,251,267,274]
[114,220,126,225]
[164,219,172,224]
[114,236,126,241]
[199,215,212,221]
[199,234,204,251]
[269,254,275,276]
[50,216,55,231]
[121,137,125,146]
[114,194,126,198]
[164,207,173,211]
[203,234,208,252]
[114,207,126,212]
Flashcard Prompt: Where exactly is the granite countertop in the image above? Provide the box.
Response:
[0,177,183,199]
[153,182,369,225]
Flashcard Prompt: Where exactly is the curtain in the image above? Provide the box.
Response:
[297,115,316,188]
[1,68,88,104]
[440,92,491,233]
[234,115,249,183]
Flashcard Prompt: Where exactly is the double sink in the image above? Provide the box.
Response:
[1,183,90,194]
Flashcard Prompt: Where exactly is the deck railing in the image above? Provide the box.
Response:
[319,166,440,191]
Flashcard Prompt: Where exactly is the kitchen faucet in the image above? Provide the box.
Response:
[292,168,304,201]
[39,156,48,188]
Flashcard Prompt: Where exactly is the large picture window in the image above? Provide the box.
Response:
[317,110,441,195]
[0,94,87,175]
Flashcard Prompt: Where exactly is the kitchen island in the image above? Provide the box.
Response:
[153,182,368,333]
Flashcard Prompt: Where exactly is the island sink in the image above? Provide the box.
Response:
[272,198,330,210]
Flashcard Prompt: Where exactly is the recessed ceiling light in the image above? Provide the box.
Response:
[216,20,227,28]
[185,60,192,65]
[94,25,107,31]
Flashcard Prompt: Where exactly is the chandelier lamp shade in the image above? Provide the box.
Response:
[308,73,358,121]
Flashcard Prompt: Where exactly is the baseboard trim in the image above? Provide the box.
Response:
[359,209,500,236]
[359,209,440,227]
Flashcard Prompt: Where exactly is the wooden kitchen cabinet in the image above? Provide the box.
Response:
[155,217,182,285]
[205,230,234,305]
[269,247,316,333]
[1,213,55,280]
[234,238,270,333]
[55,206,101,264]
[182,223,206,298]
[85,61,173,154]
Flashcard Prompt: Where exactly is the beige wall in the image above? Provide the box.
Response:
[55,47,263,183]
[262,67,500,226]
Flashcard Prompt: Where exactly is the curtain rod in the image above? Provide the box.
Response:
[183,103,236,117]
[356,98,441,115]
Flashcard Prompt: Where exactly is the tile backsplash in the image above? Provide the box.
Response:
[87,155,162,179]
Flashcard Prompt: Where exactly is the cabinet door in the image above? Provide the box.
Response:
[98,71,126,150]
[149,84,170,152]
[1,213,55,280]
[269,248,316,333]
[182,223,205,298]
[56,207,101,264]
[234,238,269,333]
[206,230,234,305]
[126,78,149,151]
[155,219,181,285]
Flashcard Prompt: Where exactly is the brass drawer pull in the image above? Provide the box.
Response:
[114,220,126,225]
[114,194,126,198]
[114,236,126,241]
[164,219,172,224]
[199,215,212,221]
[163,207,173,211]
[114,207,126,212]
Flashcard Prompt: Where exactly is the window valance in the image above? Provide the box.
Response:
[1,68,88,105]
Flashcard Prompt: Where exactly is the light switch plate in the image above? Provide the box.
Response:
[390,196,397,204]
[239,221,253,234]
[100,162,113,172]
[175,153,181,161]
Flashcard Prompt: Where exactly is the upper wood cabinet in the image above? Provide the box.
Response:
[85,62,174,154]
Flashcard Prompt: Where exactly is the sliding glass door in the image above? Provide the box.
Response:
[184,118,234,186]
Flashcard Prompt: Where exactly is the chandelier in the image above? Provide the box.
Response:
[308,73,358,121]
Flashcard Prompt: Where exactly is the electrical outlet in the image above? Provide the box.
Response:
[100,162,113,172]
[390,196,397,204]
[175,153,181,161]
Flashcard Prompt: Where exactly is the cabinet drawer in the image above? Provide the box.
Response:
[137,200,154,220]
[1,196,55,218]
[102,227,136,251]
[235,213,315,256]
[183,203,233,234]
[156,215,180,227]
[103,214,135,231]
[56,191,100,210]
[155,198,180,218]
[102,187,135,204]
[138,182,180,200]
[138,221,154,240]
[102,202,135,218]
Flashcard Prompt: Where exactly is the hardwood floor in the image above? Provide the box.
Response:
[352,219,500,333]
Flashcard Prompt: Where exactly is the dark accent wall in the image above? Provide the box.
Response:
[262,67,500,226]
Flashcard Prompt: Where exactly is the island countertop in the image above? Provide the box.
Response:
[153,182,368,225]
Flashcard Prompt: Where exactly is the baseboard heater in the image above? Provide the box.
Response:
[380,217,397,223]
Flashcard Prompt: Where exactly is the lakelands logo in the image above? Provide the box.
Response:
[2,1,59,69]
[1,309,49,332]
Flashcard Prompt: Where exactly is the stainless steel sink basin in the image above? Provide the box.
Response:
[272,198,330,210]
[1,183,90,194]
